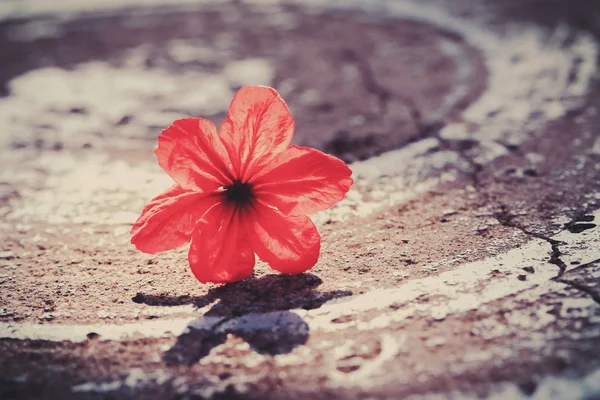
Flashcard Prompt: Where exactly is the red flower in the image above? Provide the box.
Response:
[131,86,353,284]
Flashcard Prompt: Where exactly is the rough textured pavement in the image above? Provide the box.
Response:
[1,0,600,398]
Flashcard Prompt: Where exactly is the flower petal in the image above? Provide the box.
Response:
[220,86,294,181]
[246,201,320,274]
[188,203,255,284]
[131,185,218,254]
[251,145,353,216]
[156,118,234,192]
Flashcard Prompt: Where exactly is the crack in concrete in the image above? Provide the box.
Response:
[492,207,600,306]
[455,143,600,304]
[493,204,568,276]
[557,276,600,305]
[433,137,578,284]
[554,257,600,305]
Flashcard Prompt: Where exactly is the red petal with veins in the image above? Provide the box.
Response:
[220,86,294,181]
[131,185,219,254]
[188,203,255,284]
[245,201,320,274]
[251,145,353,216]
[156,118,234,192]
[132,86,354,284]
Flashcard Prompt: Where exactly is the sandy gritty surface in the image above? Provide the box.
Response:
[1,0,600,399]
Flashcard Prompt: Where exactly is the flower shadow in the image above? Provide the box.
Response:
[132,273,352,365]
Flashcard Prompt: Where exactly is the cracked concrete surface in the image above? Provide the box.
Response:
[1,0,600,399]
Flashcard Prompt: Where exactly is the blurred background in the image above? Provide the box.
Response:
[1,0,484,163]
[0,0,598,162]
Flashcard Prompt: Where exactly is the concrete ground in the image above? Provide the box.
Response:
[0,0,599,398]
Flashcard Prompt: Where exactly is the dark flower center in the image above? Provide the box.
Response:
[224,180,254,205]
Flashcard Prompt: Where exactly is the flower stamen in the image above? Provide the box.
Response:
[224,180,254,205]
